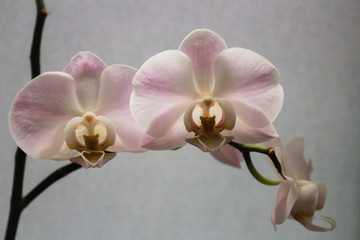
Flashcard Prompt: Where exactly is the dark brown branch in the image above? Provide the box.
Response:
[23,163,81,207]
[4,148,27,240]
[30,1,49,78]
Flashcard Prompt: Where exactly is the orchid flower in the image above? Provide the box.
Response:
[130,29,283,167]
[269,137,336,231]
[9,52,145,168]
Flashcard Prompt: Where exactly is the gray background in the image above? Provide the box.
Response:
[1,0,359,239]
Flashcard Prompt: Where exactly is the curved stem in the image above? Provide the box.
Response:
[229,141,285,185]
[23,163,81,207]
[242,151,281,186]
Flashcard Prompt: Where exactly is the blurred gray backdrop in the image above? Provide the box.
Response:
[1,0,359,239]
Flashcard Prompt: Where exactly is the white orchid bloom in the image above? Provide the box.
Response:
[9,52,145,168]
[130,29,283,167]
[269,137,336,231]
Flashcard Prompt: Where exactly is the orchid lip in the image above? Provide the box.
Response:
[184,96,236,151]
[70,151,117,168]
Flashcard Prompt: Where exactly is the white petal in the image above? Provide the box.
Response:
[145,102,190,138]
[291,182,319,218]
[131,50,196,136]
[179,29,227,93]
[140,119,192,150]
[64,51,107,111]
[213,48,283,126]
[209,143,243,168]
[95,65,146,152]
[296,215,336,232]
[95,64,137,114]
[271,178,300,225]
[285,137,313,180]
[223,120,278,144]
[96,116,116,151]
[64,116,84,151]
[215,98,236,130]
[183,100,201,132]
[315,182,327,210]
[104,112,147,152]
[50,142,79,160]
[225,98,273,128]
[9,72,82,159]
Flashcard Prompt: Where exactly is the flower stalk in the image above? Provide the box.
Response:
[4,149,26,240]
[30,0,48,78]
[229,141,284,185]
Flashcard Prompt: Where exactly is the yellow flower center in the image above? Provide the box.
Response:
[184,95,236,151]
[64,112,116,168]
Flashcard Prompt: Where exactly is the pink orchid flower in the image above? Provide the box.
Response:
[269,137,336,231]
[130,29,283,167]
[9,52,145,168]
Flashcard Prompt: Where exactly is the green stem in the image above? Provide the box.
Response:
[229,141,284,186]
[242,151,281,186]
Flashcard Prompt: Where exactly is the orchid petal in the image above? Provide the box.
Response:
[64,116,84,151]
[96,64,137,114]
[96,116,116,151]
[271,178,300,226]
[316,182,327,210]
[215,98,236,130]
[64,51,107,111]
[213,47,280,95]
[226,98,272,128]
[186,137,208,151]
[95,65,145,152]
[223,120,278,144]
[183,100,201,132]
[209,143,243,168]
[291,181,319,218]
[104,113,146,152]
[179,29,227,93]
[131,50,196,134]
[50,142,78,160]
[296,215,336,232]
[145,102,190,138]
[9,72,82,159]
[139,118,192,150]
[213,48,283,126]
[285,137,313,180]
